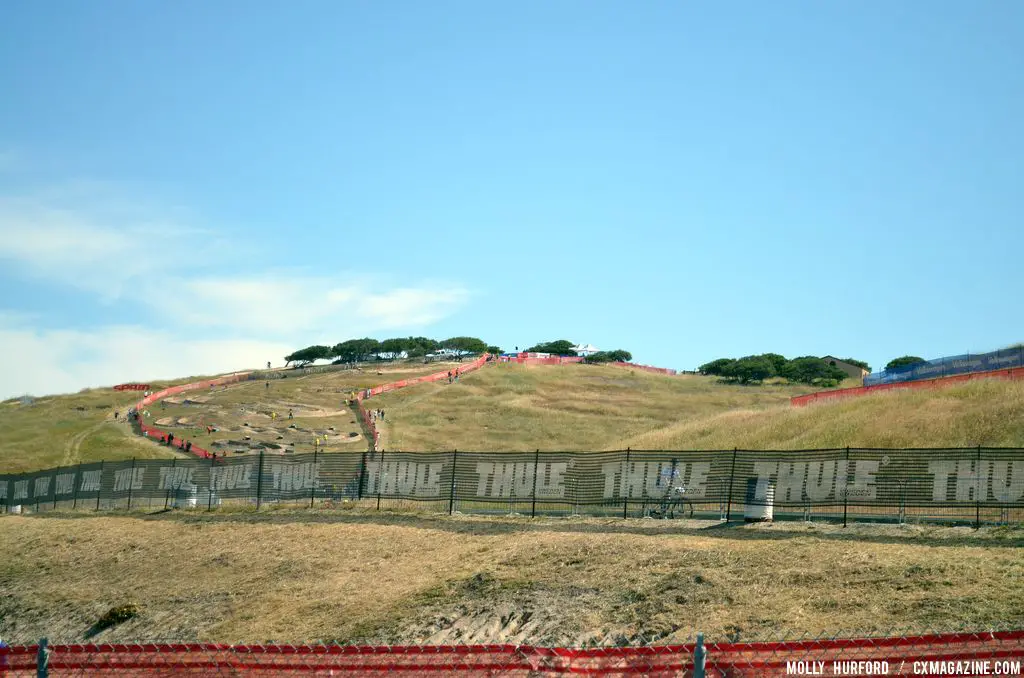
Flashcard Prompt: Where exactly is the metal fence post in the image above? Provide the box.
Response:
[72,462,82,510]
[377,449,385,511]
[843,447,850,528]
[357,451,366,500]
[448,449,458,515]
[208,454,215,512]
[693,632,706,678]
[622,448,631,519]
[164,458,176,510]
[53,468,60,510]
[310,447,318,509]
[531,449,539,518]
[127,458,136,510]
[976,445,982,529]
[256,450,264,510]
[96,461,104,511]
[725,448,738,521]
[36,636,48,678]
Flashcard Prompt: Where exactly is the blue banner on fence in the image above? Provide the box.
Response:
[864,347,1024,386]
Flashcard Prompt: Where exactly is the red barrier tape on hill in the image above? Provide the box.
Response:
[792,366,1024,407]
[612,362,678,376]
[126,356,678,458]
[356,355,491,450]
[2,631,1021,675]
[132,373,253,459]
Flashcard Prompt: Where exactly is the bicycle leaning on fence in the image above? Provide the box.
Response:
[642,465,694,519]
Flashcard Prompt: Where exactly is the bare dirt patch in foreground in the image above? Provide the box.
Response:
[1,511,1022,645]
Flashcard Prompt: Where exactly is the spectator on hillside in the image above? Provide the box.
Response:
[168,433,175,446]
[185,441,192,453]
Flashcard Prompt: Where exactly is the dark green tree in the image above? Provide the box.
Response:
[587,349,633,363]
[759,353,789,373]
[440,337,488,354]
[379,338,409,359]
[486,345,502,355]
[726,356,776,384]
[331,338,382,363]
[284,345,332,367]
[405,337,440,357]
[526,339,577,355]
[782,357,847,384]
[699,358,737,376]
[885,355,925,371]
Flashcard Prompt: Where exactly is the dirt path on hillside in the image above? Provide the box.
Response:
[60,421,107,467]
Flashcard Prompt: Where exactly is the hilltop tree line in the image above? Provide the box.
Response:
[284,336,499,367]
[526,339,632,364]
[284,336,636,368]
[699,354,863,386]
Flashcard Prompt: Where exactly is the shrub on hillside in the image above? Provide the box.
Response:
[781,357,848,385]
[586,350,633,363]
[885,355,926,371]
[723,356,776,384]
[699,358,736,376]
[527,339,577,355]
[699,354,848,385]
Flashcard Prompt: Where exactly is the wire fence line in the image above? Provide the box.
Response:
[864,346,1024,387]
[3,447,1023,526]
[3,630,1023,676]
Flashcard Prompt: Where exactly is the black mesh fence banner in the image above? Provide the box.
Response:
[3,448,1023,525]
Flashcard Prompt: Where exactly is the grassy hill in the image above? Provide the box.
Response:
[0,362,471,474]
[11,361,1020,477]
[0,373,243,475]
[621,378,1024,450]
[136,362,462,457]
[370,363,814,451]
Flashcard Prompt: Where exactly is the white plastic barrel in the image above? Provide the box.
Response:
[744,478,774,522]
[172,487,199,509]
[9,505,22,514]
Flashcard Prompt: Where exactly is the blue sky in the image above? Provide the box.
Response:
[1,1,1022,397]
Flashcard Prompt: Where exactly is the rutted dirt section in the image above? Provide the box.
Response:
[1,513,1023,645]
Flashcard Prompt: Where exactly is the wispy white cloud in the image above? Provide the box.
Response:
[159,277,471,336]
[0,318,293,400]
[0,177,472,397]
[0,191,224,301]
[0,180,470,333]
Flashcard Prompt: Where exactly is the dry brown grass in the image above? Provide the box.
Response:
[372,364,813,451]
[137,362,466,457]
[2,510,1021,645]
[0,372,247,474]
[623,378,1024,450]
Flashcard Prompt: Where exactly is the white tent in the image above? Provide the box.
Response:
[573,344,600,356]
